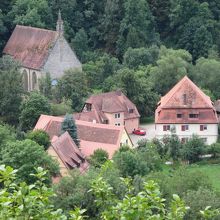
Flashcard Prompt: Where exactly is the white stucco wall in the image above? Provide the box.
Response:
[43,37,82,79]
[155,123,218,145]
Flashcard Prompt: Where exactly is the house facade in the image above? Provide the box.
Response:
[74,91,140,134]
[35,114,133,159]
[155,76,218,145]
[3,12,81,91]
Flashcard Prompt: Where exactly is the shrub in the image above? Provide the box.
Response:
[26,129,50,150]
[89,149,109,168]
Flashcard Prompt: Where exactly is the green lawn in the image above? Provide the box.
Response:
[188,164,220,192]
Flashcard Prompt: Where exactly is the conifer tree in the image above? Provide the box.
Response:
[61,114,79,146]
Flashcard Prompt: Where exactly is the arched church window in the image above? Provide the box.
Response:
[32,72,37,90]
[22,70,28,91]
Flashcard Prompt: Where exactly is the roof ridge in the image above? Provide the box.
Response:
[16,24,57,33]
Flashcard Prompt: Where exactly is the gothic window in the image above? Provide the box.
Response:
[23,70,28,91]
[32,72,37,90]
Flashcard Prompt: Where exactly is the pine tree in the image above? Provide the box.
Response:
[61,114,79,146]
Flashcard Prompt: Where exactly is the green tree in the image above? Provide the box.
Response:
[0,165,84,219]
[117,0,159,56]
[61,114,79,146]
[182,135,206,163]
[0,56,23,124]
[9,0,53,28]
[150,46,192,95]
[19,92,51,131]
[1,139,59,183]
[71,28,89,62]
[193,57,220,98]
[51,98,73,116]
[26,129,50,150]
[89,149,109,168]
[39,72,52,99]
[183,187,220,220]
[55,69,88,112]
[123,46,159,69]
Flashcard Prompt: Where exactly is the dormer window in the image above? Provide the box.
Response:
[189,114,199,118]
[86,103,92,111]
[177,114,182,118]
[129,109,134,113]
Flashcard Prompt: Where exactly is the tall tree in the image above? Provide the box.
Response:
[1,140,59,183]
[0,56,23,124]
[55,69,89,112]
[19,92,51,131]
[117,0,159,57]
[149,46,192,95]
[61,114,79,146]
[9,0,53,28]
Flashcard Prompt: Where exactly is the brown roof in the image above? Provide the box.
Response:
[155,76,218,124]
[51,132,89,172]
[73,111,102,123]
[3,25,58,70]
[34,115,129,158]
[85,91,140,120]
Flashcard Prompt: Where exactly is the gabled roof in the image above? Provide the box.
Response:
[3,25,58,70]
[34,115,130,158]
[51,132,89,172]
[159,76,213,108]
[155,76,218,124]
[85,91,140,119]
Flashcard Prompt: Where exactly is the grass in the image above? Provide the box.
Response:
[188,164,220,192]
[161,161,220,192]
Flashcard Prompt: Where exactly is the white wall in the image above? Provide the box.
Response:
[155,123,218,145]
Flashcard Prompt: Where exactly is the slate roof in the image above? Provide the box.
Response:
[51,132,89,172]
[3,25,58,70]
[85,91,140,120]
[155,76,218,124]
[35,115,128,158]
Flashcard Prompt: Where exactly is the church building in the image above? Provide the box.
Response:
[3,12,81,91]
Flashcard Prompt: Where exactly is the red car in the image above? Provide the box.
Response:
[132,129,146,136]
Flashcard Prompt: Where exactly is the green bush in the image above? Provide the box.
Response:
[89,149,109,168]
[26,129,50,150]
[51,99,73,116]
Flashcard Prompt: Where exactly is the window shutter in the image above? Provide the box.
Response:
[200,125,203,131]
[181,125,185,131]
[163,125,166,131]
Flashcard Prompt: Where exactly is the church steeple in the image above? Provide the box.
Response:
[56,10,63,36]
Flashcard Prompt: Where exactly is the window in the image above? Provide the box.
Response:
[86,103,92,111]
[118,123,120,126]
[115,123,121,126]
[200,124,207,131]
[115,113,120,118]
[32,72,37,90]
[177,114,182,118]
[126,139,128,144]
[181,125,189,131]
[189,114,199,118]
[183,94,187,105]
[163,125,170,131]
[129,109,134,113]
[103,119,108,124]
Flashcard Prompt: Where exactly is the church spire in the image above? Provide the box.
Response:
[56,10,63,36]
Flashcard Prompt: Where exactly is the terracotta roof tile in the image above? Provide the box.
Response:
[85,91,140,119]
[34,115,126,158]
[155,76,218,124]
[3,25,58,70]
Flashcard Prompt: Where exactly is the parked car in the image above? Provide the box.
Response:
[132,129,146,136]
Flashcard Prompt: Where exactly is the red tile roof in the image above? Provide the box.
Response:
[51,132,89,172]
[35,115,128,158]
[85,91,140,120]
[3,25,58,70]
[156,76,218,124]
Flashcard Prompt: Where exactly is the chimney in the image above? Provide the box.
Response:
[56,10,63,37]
[116,90,122,96]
